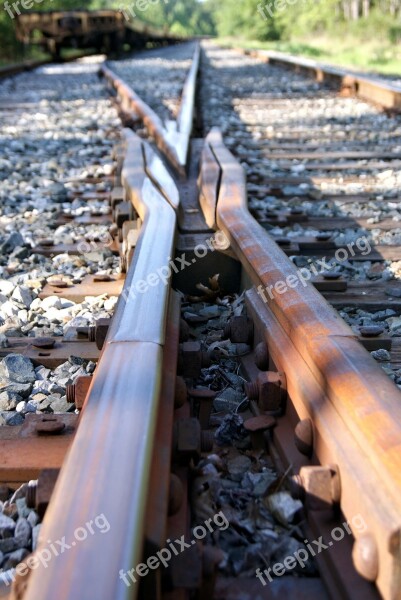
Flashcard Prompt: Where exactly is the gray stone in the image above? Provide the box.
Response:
[15,518,31,548]
[0,514,16,538]
[4,412,24,426]
[27,511,39,528]
[0,280,14,297]
[11,286,32,309]
[0,355,35,384]
[16,498,30,519]
[227,455,252,482]
[0,391,22,411]
[0,233,24,255]
[0,538,19,553]
[40,296,62,311]
[0,383,32,398]
[371,349,391,361]
[50,397,74,413]
[2,547,29,570]
[242,471,276,497]
[266,492,303,526]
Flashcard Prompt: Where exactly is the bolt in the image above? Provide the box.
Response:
[26,480,38,508]
[291,464,341,511]
[188,388,217,429]
[352,533,379,582]
[175,376,188,409]
[35,417,65,436]
[244,415,276,450]
[254,341,269,371]
[38,239,54,247]
[223,316,254,344]
[201,430,214,452]
[179,342,209,379]
[294,419,314,457]
[168,473,184,516]
[322,272,342,280]
[66,376,92,410]
[245,371,287,413]
[95,318,111,350]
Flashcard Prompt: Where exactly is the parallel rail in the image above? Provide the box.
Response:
[24,132,179,600]
[201,128,401,599]
[232,46,401,110]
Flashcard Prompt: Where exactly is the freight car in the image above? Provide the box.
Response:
[15,10,178,58]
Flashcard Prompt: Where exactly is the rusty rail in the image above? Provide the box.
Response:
[100,43,200,177]
[200,128,401,600]
[231,46,401,111]
[24,132,179,600]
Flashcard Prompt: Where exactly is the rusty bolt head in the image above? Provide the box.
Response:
[179,342,202,379]
[224,316,254,344]
[95,318,111,350]
[188,388,217,429]
[294,419,314,457]
[35,417,65,436]
[291,464,341,511]
[245,371,287,413]
[174,417,201,463]
[38,239,54,247]
[352,533,379,582]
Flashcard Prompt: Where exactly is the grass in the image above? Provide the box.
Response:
[217,35,401,78]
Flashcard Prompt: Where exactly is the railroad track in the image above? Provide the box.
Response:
[0,41,401,600]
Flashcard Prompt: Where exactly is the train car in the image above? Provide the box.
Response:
[15,10,126,57]
[15,10,183,58]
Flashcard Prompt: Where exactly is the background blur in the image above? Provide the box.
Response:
[1,0,400,74]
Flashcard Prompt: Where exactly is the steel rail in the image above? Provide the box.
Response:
[230,46,401,111]
[100,43,200,176]
[24,133,179,600]
[201,128,401,600]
